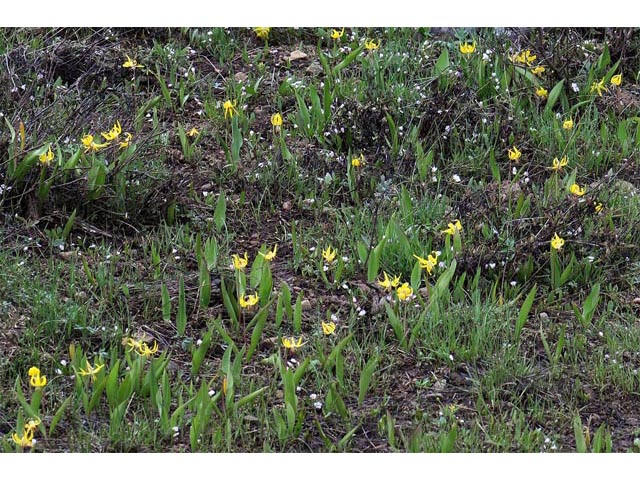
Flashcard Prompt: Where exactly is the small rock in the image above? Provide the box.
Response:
[282,201,291,211]
[300,299,312,311]
[234,71,248,82]
[539,312,549,321]
[306,62,323,75]
[288,50,307,61]
[633,298,640,305]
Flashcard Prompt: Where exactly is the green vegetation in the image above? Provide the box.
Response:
[1,27,640,452]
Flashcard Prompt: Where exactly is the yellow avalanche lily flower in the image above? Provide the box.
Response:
[270,113,283,127]
[81,134,110,153]
[78,360,105,382]
[101,120,122,141]
[232,252,249,271]
[535,86,548,99]
[119,132,133,149]
[187,127,199,137]
[259,244,277,261]
[28,366,47,388]
[441,219,463,236]
[39,145,54,165]
[351,153,364,168]
[590,79,608,96]
[377,271,401,291]
[610,73,622,87]
[282,336,304,352]
[414,251,439,275]
[531,65,545,75]
[570,183,586,196]
[321,321,336,335]
[223,100,238,119]
[550,155,569,171]
[508,146,521,162]
[253,27,271,40]
[550,233,565,250]
[331,28,345,40]
[137,341,159,358]
[123,55,144,69]
[123,337,158,357]
[239,292,260,309]
[459,41,476,55]
[364,39,380,51]
[562,119,574,130]
[12,428,34,448]
[396,282,413,301]
[322,246,337,264]
[24,417,41,435]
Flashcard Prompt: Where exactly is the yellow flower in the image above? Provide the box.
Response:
[364,39,380,51]
[321,321,336,335]
[28,366,46,388]
[101,120,122,141]
[414,251,439,275]
[123,337,158,357]
[508,146,522,162]
[12,428,34,448]
[459,41,476,55]
[351,153,364,168]
[270,113,283,127]
[123,55,144,69]
[223,100,237,120]
[511,51,526,64]
[330,28,345,40]
[253,27,271,40]
[531,65,546,75]
[137,341,159,358]
[550,155,569,171]
[511,50,536,65]
[562,119,574,130]
[77,360,105,382]
[550,233,565,250]
[377,271,401,291]
[282,336,304,352]
[81,134,110,153]
[524,50,537,65]
[590,79,608,97]
[239,292,260,309]
[441,219,463,236]
[123,336,142,351]
[396,282,413,301]
[594,202,604,213]
[610,73,622,87]
[570,183,586,196]
[232,252,249,271]
[322,246,337,264]
[535,86,548,99]
[222,376,228,396]
[39,145,54,165]
[259,244,277,261]
[187,127,199,137]
[119,132,133,149]
[24,417,41,435]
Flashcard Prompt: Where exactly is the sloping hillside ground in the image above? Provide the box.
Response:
[1,27,640,452]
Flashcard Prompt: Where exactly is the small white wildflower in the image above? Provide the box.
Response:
[452,174,461,183]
